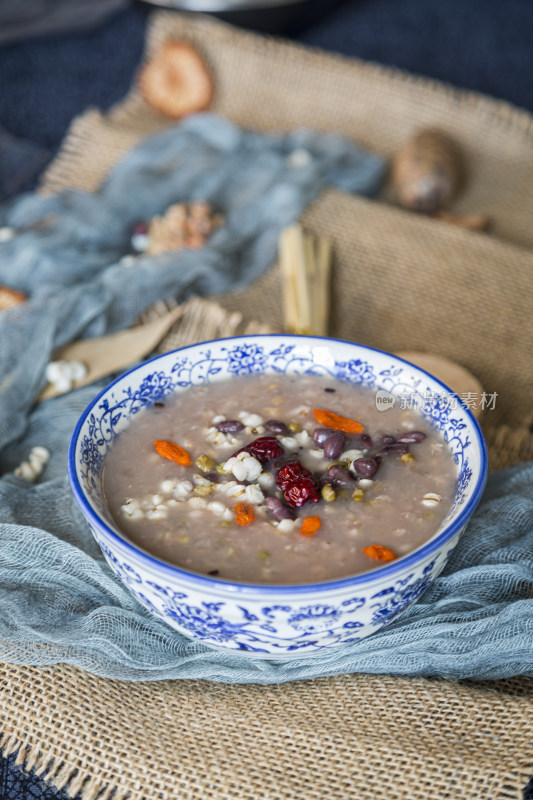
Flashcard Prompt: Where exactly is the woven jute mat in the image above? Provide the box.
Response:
[1,664,532,800]
[40,10,533,472]
[2,11,531,800]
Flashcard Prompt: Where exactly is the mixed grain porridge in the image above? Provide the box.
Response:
[103,374,457,584]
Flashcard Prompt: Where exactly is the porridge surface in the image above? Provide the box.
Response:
[103,373,457,584]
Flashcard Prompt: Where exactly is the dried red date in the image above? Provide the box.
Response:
[233,436,284,464]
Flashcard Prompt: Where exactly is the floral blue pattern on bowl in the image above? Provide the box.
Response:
[69,335,488,657]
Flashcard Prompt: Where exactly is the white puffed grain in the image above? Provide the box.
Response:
[56,376,73,394]
[221,457,236,474]
[342,449,364,462]
[226,484,246,498]
[280,436,297,450]
[206,426,229,445]
[15,462,37,481]
[308,448,326,459]
[245,425,265,435]
[193,474,212,487]
[285,149,312,169]
[29,455,44,471]
[0,226,15,242]
[172,480,193,500]
[295,430,311,446]
[242,456,262,481]
[30,446,50,463]
[69,360,88,382]
[230,461,248,482]
[257,472,275,489]
[187,497,208,509]
[207,501,226,516]
[131,232,149,252]
[238,412,263,427]
[219,480,237,494]
[277,519,296,533]
[45,362,66,383]
[291,405,309,416]
[217,438,238,449]
[244,484,264,505]
[121,499,140,516]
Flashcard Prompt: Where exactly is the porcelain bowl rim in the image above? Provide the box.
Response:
[68,334,488,596]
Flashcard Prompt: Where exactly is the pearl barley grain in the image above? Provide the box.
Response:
[422,493,442,507]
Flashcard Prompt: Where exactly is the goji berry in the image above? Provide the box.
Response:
[363,544,397,562]
[313,409,363,434]
[154,440,191,466]
[300,516,321,537]
[235,502,255,526]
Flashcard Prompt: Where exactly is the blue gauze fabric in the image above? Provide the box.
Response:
[0,113,531,683]
[0,434,531,683]
[0,113,385,452]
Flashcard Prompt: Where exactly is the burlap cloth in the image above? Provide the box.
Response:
[1,11,532,799]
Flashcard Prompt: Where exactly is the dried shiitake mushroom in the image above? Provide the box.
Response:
[391,129,463,214]
[138,40,214,119]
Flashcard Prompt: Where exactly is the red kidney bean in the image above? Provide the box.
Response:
[327,465,357,489]
[357,433,374,449]
[395,431,427,443]
[204,471,220,483]
[378,442,410,456]
[312,428,332,446]
[265,497,296,521]
[216,419,244,433]
[351,457,378,479]
[265,420,289,435]
[323,431,345,460]
[381,434,396,445]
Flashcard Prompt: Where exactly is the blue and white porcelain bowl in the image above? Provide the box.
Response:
[69,335,488,657]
